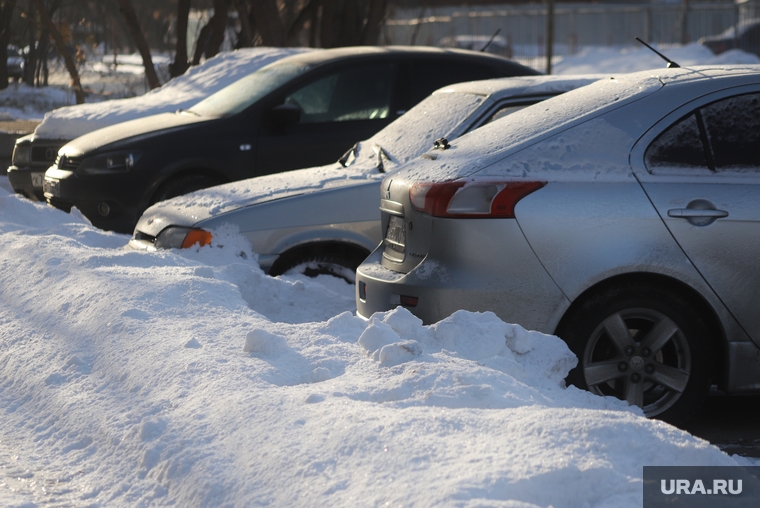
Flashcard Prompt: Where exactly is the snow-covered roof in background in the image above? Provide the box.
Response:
[33,47,313,140]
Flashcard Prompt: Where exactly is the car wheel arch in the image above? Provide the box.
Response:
[554,272,728,391]
[268,241,371,279]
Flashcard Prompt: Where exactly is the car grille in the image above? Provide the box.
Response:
[55,154,83,171]
[31,146,60,163]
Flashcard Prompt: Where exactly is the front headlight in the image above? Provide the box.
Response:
[76,150,143,175]
[155,227,212,249]
[11,144,31,166]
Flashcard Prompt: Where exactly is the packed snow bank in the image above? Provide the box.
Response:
[32,47,311,140]
[554,42,760,74]
[0,187,743,507]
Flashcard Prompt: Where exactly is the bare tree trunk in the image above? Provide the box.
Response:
[318,0,344,48]
[191,22,210,65]
[231,0,252,48]
[37,0,62,87]
[679,0,690,45]
[23,3,39,85]
[250,0,285,46]
[309,2,319,47]
[546,0,554,75]
[205,0,229,59]
[361,0,387,45]
[0,1,14,90]
[32,0,85,103]
[171,0,190,77]
[116,0,160,89]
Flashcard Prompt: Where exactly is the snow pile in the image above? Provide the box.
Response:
[0,187,744,507]
[0,81,75,120]
[554,42,760,74]
[33,47,311,140]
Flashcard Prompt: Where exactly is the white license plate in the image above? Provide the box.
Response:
[43,179,60,197]
[384,215,406,253]
[31,172,45,188]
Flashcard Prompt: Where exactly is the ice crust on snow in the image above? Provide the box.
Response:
[32,47,311,140]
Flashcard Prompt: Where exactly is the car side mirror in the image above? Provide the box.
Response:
[267,103,301,133]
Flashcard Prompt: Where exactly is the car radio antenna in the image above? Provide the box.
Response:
[635,37,680,68]
[481,29,501,52]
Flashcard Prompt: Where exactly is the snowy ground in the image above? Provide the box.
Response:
[1,44,760,507]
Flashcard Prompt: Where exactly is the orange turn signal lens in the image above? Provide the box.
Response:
[181,229,213,248]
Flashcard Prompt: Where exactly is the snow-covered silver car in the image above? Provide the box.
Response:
[356,65,760,424]
[129,75,602,280]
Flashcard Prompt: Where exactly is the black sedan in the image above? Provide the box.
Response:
[42,46,538,233]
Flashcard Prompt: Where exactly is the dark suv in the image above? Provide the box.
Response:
[40,46,538,233]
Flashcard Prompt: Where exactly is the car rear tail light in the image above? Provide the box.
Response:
[409,181,546,218]
[181,229,213,248]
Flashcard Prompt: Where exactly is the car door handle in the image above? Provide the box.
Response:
[667,208,728,219]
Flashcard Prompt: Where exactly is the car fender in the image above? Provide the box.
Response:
[198,179,383,265]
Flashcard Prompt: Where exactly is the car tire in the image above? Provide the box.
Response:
[278,252,366,284]
[152,174,223,204]
[558,283,713,425]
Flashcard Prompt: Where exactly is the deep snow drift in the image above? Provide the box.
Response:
[0,187,748,507]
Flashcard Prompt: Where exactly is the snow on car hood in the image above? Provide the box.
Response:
[135,157,385,236]
[33,47,312,141]
[59,111,208,156]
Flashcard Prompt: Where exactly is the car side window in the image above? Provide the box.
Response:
[700,93,760,171]
[285,63,395,123]
[645,92,760,173]
[645,113,708,171]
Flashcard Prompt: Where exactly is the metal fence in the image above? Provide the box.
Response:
[383,2,760,71]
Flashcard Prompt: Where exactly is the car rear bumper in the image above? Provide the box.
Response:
[356,218,570,331]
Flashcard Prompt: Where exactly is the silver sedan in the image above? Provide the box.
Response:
[356,65,760,424]
[129,75,602,280]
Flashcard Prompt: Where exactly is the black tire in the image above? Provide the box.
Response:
[276,251,367,284]
[557,283,713,426]
[152,174,223,204]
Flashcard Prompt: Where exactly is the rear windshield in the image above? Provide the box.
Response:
[366,91,486,165]
[189,61,312,117]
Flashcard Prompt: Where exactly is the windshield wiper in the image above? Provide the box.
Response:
[176,108,201,117]
[338,142,358,167]
[373,144,390,173]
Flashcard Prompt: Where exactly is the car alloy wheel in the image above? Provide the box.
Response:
[560,283,713,425]
[583,308,691,416]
